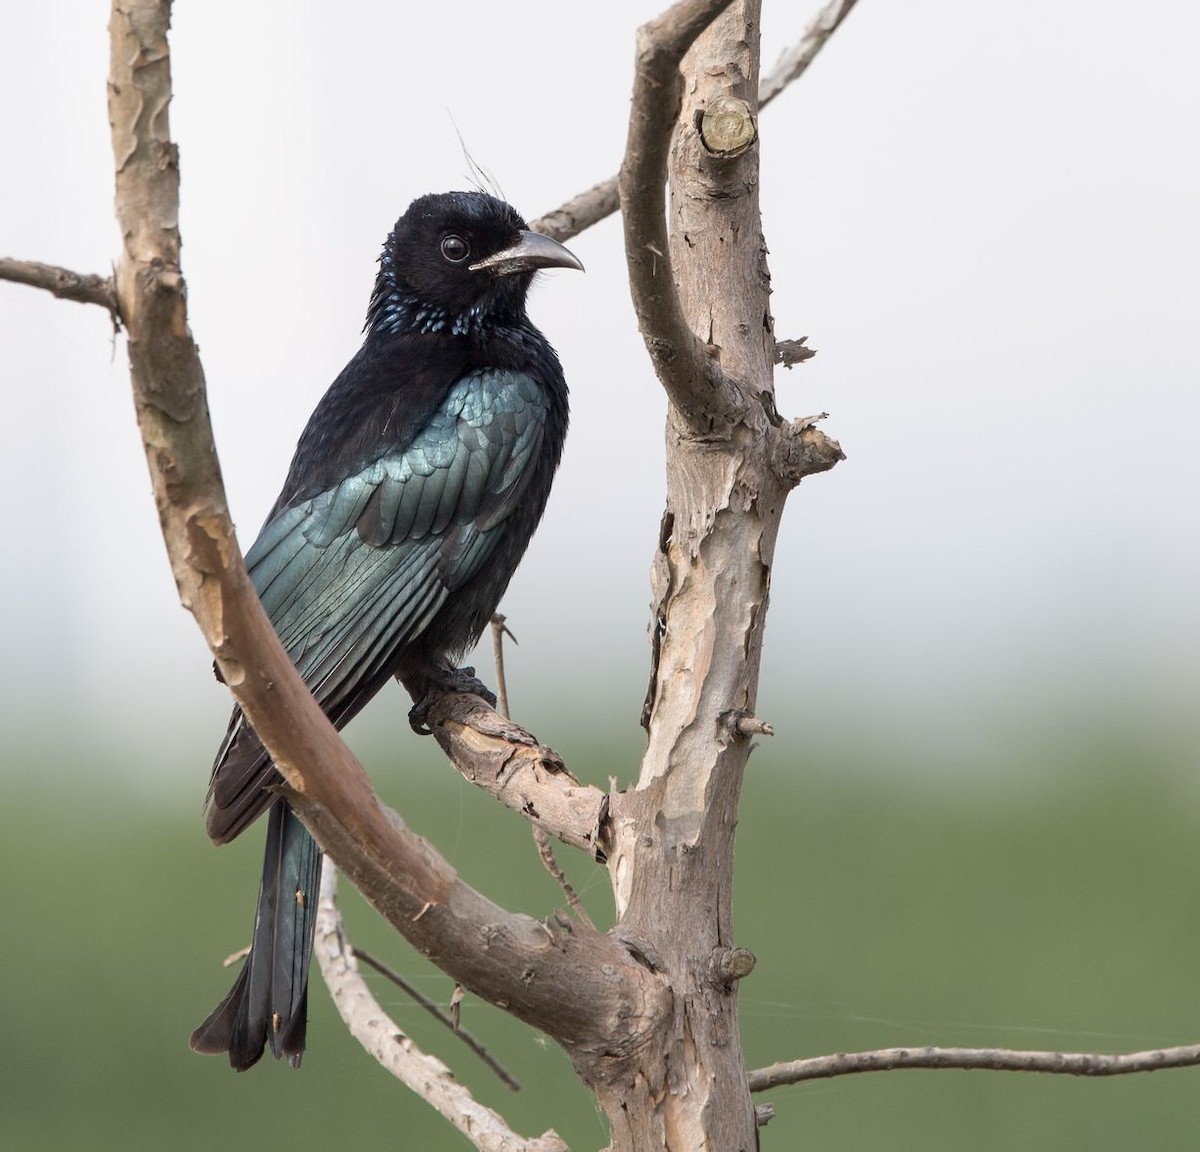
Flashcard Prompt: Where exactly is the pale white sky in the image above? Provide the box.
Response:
[2,1,1198,790]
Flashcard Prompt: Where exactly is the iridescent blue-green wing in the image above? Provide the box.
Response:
[206,369,548,841]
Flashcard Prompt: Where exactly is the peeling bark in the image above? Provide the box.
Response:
[594,1,794,1147]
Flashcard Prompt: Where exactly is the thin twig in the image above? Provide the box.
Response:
[747,1042,1200,1091]
[353,946,521,1091]
[759,0,861,108]
[533,828,596,931]
[530,0,861,244]
[489,614,596,928]
[489,614,515,721]
[315,866,568,1152]
[0,257,118,315]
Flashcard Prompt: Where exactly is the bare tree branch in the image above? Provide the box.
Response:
[530,0,861,244]
[315,867,568,1152]
[530,180,621,245]
[774,336,816,367]
[747,1042,1200,1090]
[759,0,861,108]
[533,828,596,930]
[0,257,117,313]
[618,0,734,424]
[42,0,1198,1146]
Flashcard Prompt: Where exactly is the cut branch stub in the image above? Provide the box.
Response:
[708,946,757,987]
[699,95,757,157]
[528,0,862,247]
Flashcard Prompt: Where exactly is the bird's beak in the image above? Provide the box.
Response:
[470,230,585,276]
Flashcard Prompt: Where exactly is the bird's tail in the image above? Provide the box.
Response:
[190,800,322,1070]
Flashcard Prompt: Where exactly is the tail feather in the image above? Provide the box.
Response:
[190,801,322,1070]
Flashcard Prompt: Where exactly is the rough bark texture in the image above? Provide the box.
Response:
[0,257,116,310]
[595,2,788,1148]
[423,692,610,859]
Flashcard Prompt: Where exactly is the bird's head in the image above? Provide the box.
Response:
[368,191,583,338]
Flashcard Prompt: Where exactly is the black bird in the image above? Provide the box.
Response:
[189,191,582,1071]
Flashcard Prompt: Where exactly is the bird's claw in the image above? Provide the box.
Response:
[439,665,498,706]
[407,666,497,734]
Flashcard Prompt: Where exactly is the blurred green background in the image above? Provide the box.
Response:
[5,718,1200,1151]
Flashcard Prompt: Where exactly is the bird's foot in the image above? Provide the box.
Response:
[407,666,497,734]
[439,665,498,705]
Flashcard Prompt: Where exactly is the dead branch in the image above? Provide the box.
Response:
[774,336,816,367]
[772,412,846,487]
[315,866,567,1152]
[489,613,515,721]
[593,3,782,1147]
[747,1042,1200,1090]
[618,0,734,424]
[531,179,621,245]
[759,0,861,107]
[0,258,117,314]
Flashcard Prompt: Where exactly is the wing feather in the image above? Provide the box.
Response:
[207,368,550,839]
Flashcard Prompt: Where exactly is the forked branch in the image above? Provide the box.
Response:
[15,0,1190,1145]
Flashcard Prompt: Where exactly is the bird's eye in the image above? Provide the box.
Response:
[440,235,470,263]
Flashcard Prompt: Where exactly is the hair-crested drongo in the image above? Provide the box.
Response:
[189,191,582,1070]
